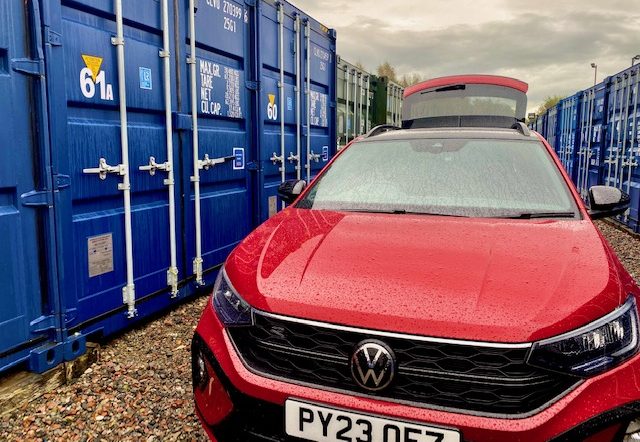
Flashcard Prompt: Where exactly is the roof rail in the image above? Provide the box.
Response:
[365,124,401,139]
[511,122,531,137]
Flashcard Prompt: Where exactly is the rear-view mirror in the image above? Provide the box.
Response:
[588,186,630,220]
[277,180,307,205]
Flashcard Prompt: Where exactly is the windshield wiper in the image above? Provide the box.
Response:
[504,211,577,219]
[343,208,468,218]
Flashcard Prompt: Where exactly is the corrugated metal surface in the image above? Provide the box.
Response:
[556,94,581,182]
[0,0,65,373]
[336,59,372,147]
[0,0,336,374]
[535,66,640,232]
[372,75,403,127]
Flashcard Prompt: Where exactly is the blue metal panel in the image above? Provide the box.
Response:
[303,14,337,182]
[0,0,63,372]
[44,0,186,338]
[575,83,607,200]
[556,94,581,182]
[544,105,559,154]
[257,0,336,221]
[180,0,256,286]
[1,0,335,374]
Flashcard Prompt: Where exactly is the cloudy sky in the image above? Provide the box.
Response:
[294,0,640,112]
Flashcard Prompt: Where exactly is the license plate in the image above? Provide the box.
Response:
[285,400,461,442]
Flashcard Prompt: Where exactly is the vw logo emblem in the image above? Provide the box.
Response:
[350,340,396,392]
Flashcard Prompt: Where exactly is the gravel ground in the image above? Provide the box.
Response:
[597,220,640,284]
[0,296,209,442]
[0,221,638,442]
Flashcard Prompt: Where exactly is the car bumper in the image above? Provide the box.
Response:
[192,303,640,442]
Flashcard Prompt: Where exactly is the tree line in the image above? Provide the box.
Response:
[353,60,424,88]
[357,61,565,115]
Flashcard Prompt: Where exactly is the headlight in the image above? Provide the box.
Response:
[527,296,639,377]
[211,268,252,327]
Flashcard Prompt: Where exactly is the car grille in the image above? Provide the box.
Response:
[193,334,306,442]
[228,312,580,416]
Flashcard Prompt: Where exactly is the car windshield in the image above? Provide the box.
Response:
[297,137,579,218]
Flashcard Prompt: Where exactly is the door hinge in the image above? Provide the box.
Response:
[21,189,52,207]
[246,161,260,171]
[173,112,193,131]
[12,58,44,77]
[30,315,57,334]
[245,80,259,91]
[54,174,71,191]
[46,28,62,46]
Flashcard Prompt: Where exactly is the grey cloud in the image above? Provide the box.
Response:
[293,0,640,110]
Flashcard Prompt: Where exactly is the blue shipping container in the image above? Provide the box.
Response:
[0,0,336,374]
[536,65,640,233]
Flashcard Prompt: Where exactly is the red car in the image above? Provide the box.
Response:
[192,77,639,441]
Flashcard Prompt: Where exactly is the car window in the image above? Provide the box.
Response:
[297,137,579,218]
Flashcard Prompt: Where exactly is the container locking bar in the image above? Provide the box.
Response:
[196,154,235,172]
[308,151,321,163]
[287,152,300,169]
[83,158,126,180]
[139,156,171,178]
[270,152,285,171]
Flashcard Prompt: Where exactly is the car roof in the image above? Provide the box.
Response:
[359,127,540,142]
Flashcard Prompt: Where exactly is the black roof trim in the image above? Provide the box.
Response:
[364,124,401,139]
[511,122,531,137]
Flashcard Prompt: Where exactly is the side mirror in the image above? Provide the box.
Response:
[588,186,630,220]
[277,179,307,205]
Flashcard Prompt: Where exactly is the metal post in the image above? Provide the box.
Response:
[607,79,620,185]
[351,70,356,137]
[188,0,205,286]
[161,0,178,296]
[365,76,370,133]
[626,70,639,196]
[278,3,286,186]
[583,89,596,196]
[577,93,587,194]
[294,14,301,180]
[305,19,311,182]
[344,65,350,145]
[612,76,627,187]
[113,0,136,317]
[356,73,361,136]
[618,73,632,190]
[389,85,394,125]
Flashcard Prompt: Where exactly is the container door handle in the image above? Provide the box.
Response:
[83,158,126,180]
[139,156,171,177]
[197,154,234,171]
[270,153,284,165]
[309,151,321,162]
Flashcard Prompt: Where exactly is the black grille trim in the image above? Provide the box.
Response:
[229,311,582,418]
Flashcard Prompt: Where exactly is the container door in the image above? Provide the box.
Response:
[181,0,255,285]
[49,0,187,335]
[258,1,300,221]
[0,0,56,367]
[588,85,606,190]
[300,13,337,183]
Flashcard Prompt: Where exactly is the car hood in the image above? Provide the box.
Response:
[226,209,629,343]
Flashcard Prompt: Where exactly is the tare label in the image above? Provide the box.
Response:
[310,90,329,127]
[199,59,243,118]
[80,54,114,101]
